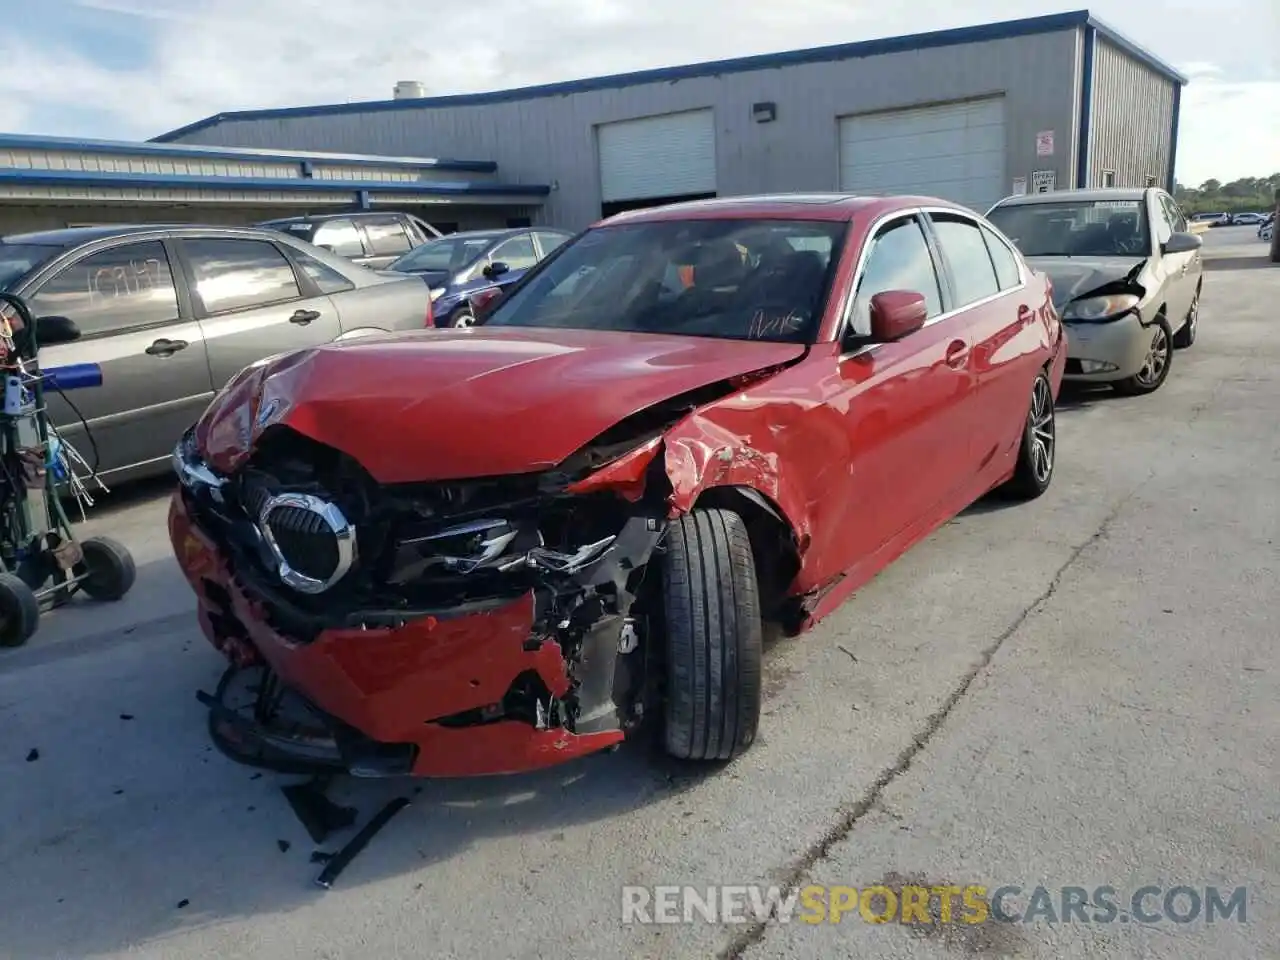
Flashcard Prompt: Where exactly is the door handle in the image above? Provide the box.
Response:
[290,309,321,326]
[145,338,188,357]
[945,339,969,368]
[1017,304,1035,326]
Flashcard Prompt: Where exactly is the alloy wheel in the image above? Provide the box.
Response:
[1029,375,1055,485]
[1133,325,1170,388]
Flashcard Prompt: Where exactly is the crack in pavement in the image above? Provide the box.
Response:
[718,476,1152,960]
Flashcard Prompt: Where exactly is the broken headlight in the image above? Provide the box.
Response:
[1062,293,1140,322]
[387,518,537,582]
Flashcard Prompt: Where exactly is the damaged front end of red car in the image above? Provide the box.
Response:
[167,356,798,779]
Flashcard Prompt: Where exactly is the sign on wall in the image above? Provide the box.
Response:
[1036,131,1055,157]
[1032,170,1056,193]
[1011,177,1028,196]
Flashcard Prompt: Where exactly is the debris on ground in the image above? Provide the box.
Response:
[25,748,38,762]
[176,899,190,909]
[119,713,135,721]
[277,839,291,853]
[282,778,357,844]
[315,797,411,890]
[310,851,333,864]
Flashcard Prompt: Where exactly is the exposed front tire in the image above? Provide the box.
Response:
[75,536,136,602]
[0,572,39,647]
[998,369,1056,501]
[1113,318,1173,396]
[450,307,478,328]
[1172,291,1199,349]
[661,508,763,762]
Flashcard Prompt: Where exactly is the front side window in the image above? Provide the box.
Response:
[389,234,501,274]
[485,218,848,344]
[987,199,1151,258]
[312,220,365,258]
[489,234,538,270]
[847,217,943,337]
[183,238,302,314]
[534,231,570,257]
[30,240,179,336]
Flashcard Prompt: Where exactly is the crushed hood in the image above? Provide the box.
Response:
[1026,256,1147,310]
[193,327,805,483]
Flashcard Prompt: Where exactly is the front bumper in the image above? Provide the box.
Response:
[169,491,626,777]
[1061,314,1153,382]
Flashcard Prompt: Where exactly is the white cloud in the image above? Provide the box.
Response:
[0,0,1275,186]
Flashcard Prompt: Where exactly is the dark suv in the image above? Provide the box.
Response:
[257,212,443,270]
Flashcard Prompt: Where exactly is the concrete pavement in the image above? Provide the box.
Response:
[0,230,1274,960]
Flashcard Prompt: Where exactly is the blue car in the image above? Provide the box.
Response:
[387,227,573,327]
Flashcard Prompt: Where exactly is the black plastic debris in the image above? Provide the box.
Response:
[113,789,124,796]
[250,773,262,781]
[310,850,333,864]
[119,713,134,721]
[25,748,38,762]
[315,797,410,890]
[282,779,357,844]
[176,899,190,909]
[277,839,291,853]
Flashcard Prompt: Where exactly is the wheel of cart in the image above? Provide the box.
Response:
[0,292,138,647]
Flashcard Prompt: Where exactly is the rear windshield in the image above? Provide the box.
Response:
[483,218,848,344]
[267,222,318,241]
[987,200,1150,258]
[0,242,66,290]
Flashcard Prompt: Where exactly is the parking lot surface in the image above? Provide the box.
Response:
[1,227,1275,960]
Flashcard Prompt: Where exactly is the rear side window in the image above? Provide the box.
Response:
[183,238,302,314]
[30,240,179,336]
[312,220,365,258]
[289,249,355,295]
[930,215,1000,306]
[980,224,1022,291]
[362,219,413,256]
[490,234,539,270]
[849,216,943,335]
[534,231,569,257]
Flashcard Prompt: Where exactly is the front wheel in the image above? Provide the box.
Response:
[998,369,1056,501]
[1172,292,1199,349]
[661,508,763,762]
[1113,319,1173,396]
[450,307,478,328]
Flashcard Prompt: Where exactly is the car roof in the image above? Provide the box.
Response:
[1,223,312,246]
[593,193,973,226]
[259,211,418,226]
[993,187,1150,207]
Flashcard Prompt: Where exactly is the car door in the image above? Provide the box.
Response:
[26,238,215,476]
[1158,193,1200,318]
[926,212,1045,477]
[1147,193,1192,325]
[357,217,416,269]
[821,213,970,570]
[176,236,344,387]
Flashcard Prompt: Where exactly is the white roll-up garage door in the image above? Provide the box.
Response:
[838,97,1006,213]
[597,109,717,203]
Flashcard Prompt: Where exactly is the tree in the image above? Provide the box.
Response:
[1200,178,1222,194]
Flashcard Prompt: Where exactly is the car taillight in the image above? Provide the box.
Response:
[425,295,435,328]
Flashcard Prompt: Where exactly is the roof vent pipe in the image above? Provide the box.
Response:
[394,80,428,100]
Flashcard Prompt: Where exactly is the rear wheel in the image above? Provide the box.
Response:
[999,369,1056,501]
[661,508,763,762]
[451,307,478,328]
[1113,319,1173,396]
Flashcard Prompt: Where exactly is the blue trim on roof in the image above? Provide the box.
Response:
[1076,25,1096,189]
[0,131,497,174]
[153,10,1187,143]
[0,168,549,198]
[1166,82,1182,192]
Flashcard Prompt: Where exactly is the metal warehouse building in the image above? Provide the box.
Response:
[152,10,1186,230]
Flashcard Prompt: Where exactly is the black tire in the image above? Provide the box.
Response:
[661,508,763,762]
[0,572,40,647]
[75,536,136,602]
[450,307,478,328]
[999,369,1056,501]
[1172,290,1199,349]
[1113,318,1173,396]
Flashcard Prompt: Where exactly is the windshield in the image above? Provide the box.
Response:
[0,242,65,290]
[482,218,847,344]
[391,234,497,273]
[987,200,1151,257]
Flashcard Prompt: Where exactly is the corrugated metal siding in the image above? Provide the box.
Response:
[0,147,492,184]
[166,31,1080,228]
[1086,37,1176,188]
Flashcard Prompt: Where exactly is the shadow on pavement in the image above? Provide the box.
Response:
[0,609,717,959]
[1204,256,1276,272]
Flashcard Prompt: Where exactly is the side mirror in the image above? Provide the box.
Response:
[1162,231,1202,255]
[34,315,82,346]
[868,291,927,343]
[483,260,510,279]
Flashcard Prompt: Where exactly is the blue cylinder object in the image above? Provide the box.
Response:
[43,364,103,391]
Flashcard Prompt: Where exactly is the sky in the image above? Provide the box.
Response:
[0,0,1275,188]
